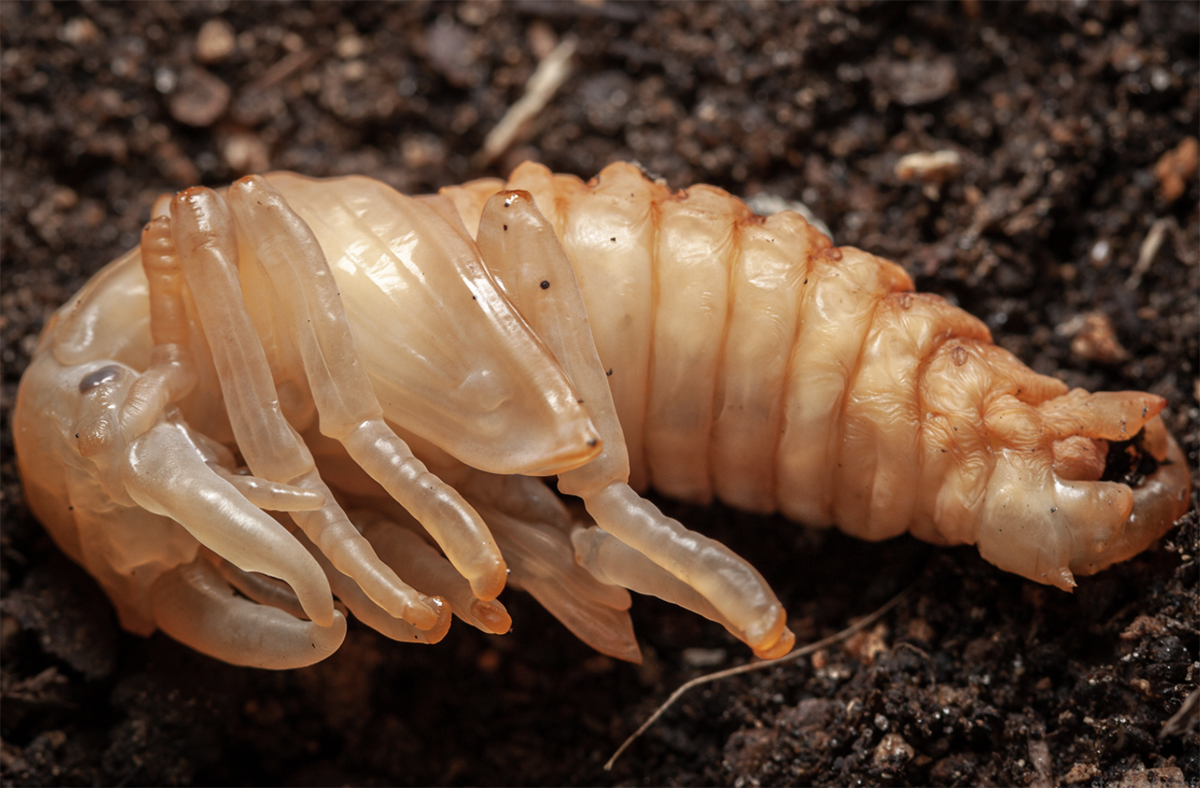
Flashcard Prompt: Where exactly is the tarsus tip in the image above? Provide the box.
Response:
[471,599,513,634]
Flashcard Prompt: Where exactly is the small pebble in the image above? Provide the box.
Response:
[1065,311,1129,364]
[169,67,231,127]
[196,19,236,64]
[222,132,270,174]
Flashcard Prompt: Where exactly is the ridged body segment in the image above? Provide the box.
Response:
[445,164,997,536]
[443,161,1189,586]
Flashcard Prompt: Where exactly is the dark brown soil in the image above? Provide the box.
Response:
[2,2,1197,786]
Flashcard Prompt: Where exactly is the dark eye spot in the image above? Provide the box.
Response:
[79,365,122,395]
[540,280,550,289]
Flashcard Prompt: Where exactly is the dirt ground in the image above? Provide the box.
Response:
[2,2,1197,786]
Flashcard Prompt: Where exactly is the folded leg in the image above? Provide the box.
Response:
[222,176,508,603]
[151,558,346,669]
[571,523,795,658]
[357,511,513,635]
[475,191,792,658]
[207,548,309,620]
[61,199,351,670]
[123,419,336,626]
[291,526,453,645]
[169,186,443,631]
[471,500,641,663]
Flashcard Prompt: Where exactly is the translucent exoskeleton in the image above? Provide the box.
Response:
[15,163,1190,668]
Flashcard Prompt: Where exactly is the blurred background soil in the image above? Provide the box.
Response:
[1,2,1197,786]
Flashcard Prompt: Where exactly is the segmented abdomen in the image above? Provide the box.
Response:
[442,161,1071,545]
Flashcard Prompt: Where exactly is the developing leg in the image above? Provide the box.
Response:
[222,176,508,602]
[168,186,446,631]
[475,191,793,658]
[357,509,514,636]
[69,210,344,654]
[151,558,346,669]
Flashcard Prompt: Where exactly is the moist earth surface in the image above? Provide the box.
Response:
[2,3,1197,786]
